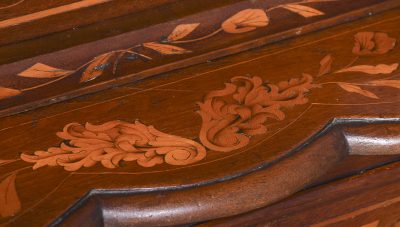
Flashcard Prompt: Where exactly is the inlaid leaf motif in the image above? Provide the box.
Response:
[112,52,125,75]
[281,4,324,17]
[80,53,114,83]
[318,54,333,76]
[338,83,378,99]
[221,9,269,34]
[361,220,380,227]
[0,87,21,100]
[335,63,399,74]
[167,23,200,41]
[18,63,73,78]
[369,80,400,89]
[0,173,21,218]
[143,42,191,55]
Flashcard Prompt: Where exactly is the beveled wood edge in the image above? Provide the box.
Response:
[1,0,399,119]
[50,118,400,226]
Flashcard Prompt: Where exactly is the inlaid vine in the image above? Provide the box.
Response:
[316,31,398,99]
[0,0,338,100]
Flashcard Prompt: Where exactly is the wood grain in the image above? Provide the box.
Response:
[204,161,400,226]
[1,2,400,226]
[0,0,113,29]
[0,0,399,118]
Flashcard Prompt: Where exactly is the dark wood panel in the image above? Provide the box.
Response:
[1,2,400,226]
[0,0,84,21]
[0,0,398,118]
[0,0,180,45]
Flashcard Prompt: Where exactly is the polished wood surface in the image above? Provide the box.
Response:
[0,0,400,226]
[204,161,400,226]
[0,0,398,118]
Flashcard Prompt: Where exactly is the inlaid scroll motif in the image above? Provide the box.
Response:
[198,75,318,152]
[21,121,206,171]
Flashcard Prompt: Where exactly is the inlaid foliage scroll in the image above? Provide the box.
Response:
[0,0,337,100]
[198,75,318,152]
[1,30,400,220]
[21,121,206,171]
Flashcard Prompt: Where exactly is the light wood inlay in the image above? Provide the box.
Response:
[0,0,113,29]
[311,196,400,226]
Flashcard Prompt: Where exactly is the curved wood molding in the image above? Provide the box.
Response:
[55,122,400,226]
[345,124,400,155]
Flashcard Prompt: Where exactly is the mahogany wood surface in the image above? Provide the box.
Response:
[0,0,400,226]
[203,161,400,226]
[0,0,399,118]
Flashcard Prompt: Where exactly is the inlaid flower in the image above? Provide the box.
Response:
[352,32,396,56]
[221,9,269,34]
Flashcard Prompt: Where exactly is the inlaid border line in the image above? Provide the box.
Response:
[0,0,113,29]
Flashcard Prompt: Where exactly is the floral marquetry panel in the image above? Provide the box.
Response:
[0,0,399,117]
[1,1,400,226]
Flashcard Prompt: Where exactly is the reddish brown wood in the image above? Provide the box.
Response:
[0,0,399,118]
[0,2,400,226]
[204,161,400,227]
[0,0,179,45]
